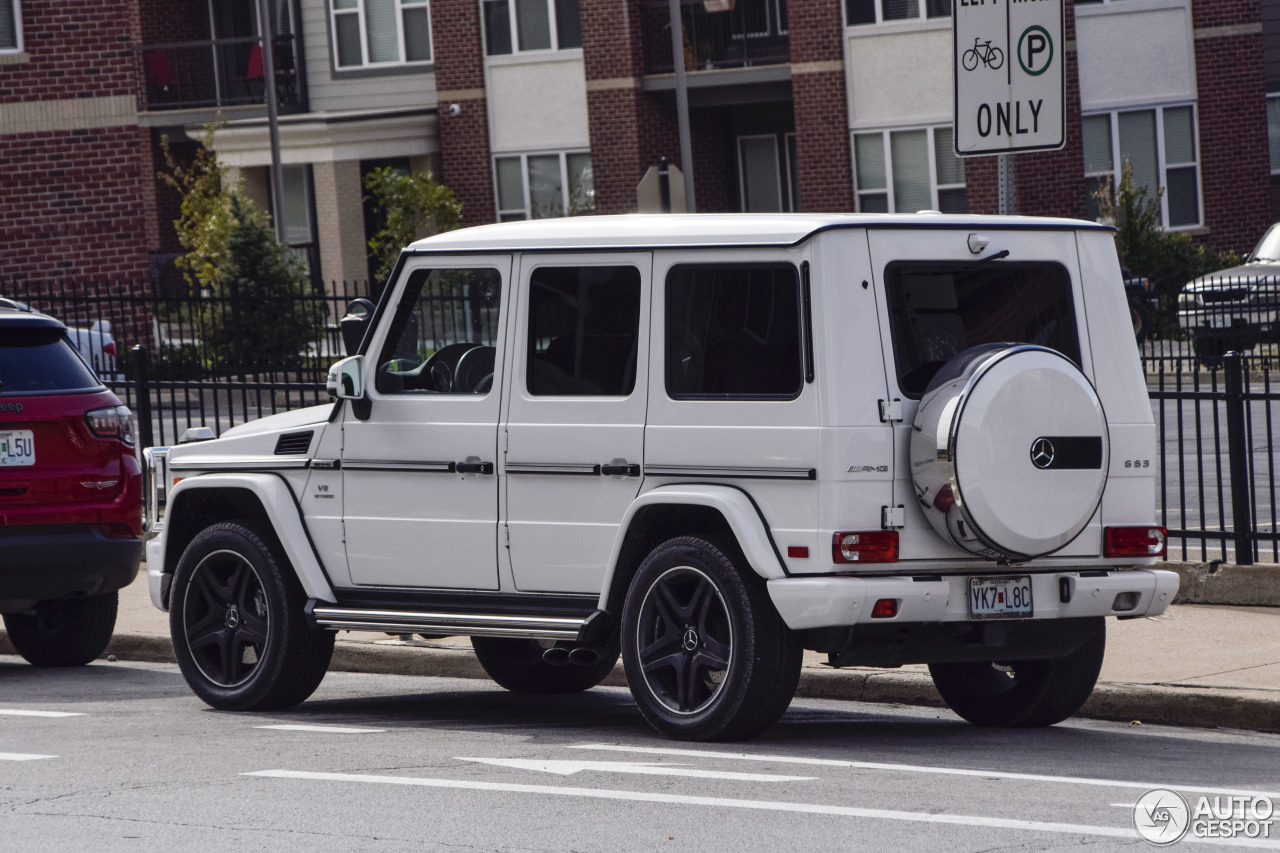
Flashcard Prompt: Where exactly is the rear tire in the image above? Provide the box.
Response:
[471,636,619,694]
[3,592,118,667]
[621,536,801,741]
[928,623,1105,727]
[170,521,334,711]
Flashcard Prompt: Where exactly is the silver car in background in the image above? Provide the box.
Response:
[1178,224,1280,365]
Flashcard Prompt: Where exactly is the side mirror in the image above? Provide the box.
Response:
[326,355,365,400]
[339,298,376,357]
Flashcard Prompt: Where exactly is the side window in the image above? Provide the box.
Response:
[375,267,502,395]
[666,264,803,399]
[526,266,641,396]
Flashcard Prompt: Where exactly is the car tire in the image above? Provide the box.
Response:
[470,636,619,694]
[1128,296,1153,344]
[927,623,1105,727]
[621,536,802,741]
[170,521,334,711]
[3,592,118,667]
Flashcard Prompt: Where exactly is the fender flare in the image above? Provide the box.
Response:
[597,484,787,611]
[160,473,336,604]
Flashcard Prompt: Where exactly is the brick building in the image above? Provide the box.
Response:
[0,0,1275,287]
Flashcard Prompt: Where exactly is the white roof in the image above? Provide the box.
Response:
[407,213,1104,253]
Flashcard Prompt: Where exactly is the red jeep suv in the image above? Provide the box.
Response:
[1,304,141,665]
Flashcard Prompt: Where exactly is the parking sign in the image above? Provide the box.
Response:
[954,0,1065,156]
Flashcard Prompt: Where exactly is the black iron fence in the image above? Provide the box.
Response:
[5,278,1278,564]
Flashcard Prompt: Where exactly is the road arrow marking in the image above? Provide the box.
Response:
[456,757,813,783]
[570,744,1280,801]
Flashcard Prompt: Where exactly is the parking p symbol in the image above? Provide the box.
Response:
[1017,25,1053,76]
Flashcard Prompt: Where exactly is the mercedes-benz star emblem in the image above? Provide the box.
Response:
[1030,437,1056,469]
[682,628,700,651]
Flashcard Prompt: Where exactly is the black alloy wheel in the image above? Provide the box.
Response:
[181,548,271,689]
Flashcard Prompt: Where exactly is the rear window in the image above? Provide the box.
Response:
[0,327,101,394]
[885,261,1081,397]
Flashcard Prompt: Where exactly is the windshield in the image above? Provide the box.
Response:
[1250,225,1280,262]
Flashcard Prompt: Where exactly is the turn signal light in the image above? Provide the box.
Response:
[1104,526,1167,558]
[832,531,899,564]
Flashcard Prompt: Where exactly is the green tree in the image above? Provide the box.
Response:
[160,125,235,291]
[1095,159,1238,334]
[364,167,463,283]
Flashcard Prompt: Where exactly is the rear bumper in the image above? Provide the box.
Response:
[0,525,140,608]
[767,568,1180,631]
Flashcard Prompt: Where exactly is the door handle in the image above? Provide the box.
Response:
[455,460,494,475]
[599,463,641,477]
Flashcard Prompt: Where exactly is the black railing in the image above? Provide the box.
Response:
[640,0,790,74]
[137,33,302,112]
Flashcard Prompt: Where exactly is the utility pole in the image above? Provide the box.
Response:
[255,0,286,242]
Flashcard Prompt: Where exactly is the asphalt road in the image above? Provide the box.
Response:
[1,660,1277,851]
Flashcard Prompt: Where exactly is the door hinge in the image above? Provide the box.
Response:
[503,525,510,549]
[881,505,906,529]
[879,398,903,423]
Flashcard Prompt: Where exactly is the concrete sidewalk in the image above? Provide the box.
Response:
[4,564,1278,734]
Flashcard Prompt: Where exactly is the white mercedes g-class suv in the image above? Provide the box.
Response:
[143,214,1177,741]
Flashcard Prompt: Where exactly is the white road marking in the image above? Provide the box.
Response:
[242,770,1279,848]
[0,753,56,761]
[0,709,84,718]
[571,743,1280,801]
[456,757,813,782]
[255,724,385,734]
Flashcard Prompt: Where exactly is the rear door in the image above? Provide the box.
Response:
[503,254,651,593]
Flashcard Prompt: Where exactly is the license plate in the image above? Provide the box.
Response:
[968,575,1033,621]
[1207,312,1233,329]
[0,430,35,467]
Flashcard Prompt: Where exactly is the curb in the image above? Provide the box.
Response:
[1166,562,1280,607]
[5,632,1274,736]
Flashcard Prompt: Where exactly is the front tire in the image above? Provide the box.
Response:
[928,623,1105,727]
[621,536,801,741]
[3,592,118,667]
[170,521,334,711]
[471,636,619,694]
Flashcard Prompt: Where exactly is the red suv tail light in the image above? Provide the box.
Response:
[85,406,136,446]
[832,531,899,564]
[1104,526,1167,558]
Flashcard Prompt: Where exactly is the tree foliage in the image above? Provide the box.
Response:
[364,167,463,283]
[160,125,236,291]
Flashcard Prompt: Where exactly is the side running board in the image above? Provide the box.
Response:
[306,602,590,641]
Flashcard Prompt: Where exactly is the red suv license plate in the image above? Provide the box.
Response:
[0,430,35,467]
[968,575,1033,621]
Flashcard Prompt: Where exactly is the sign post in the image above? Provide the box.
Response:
[954,0,1065,165]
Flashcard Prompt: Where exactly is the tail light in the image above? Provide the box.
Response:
[103,341,117,357]
[1104,526,1167,558]
[85,405,136,446]
[832,531,899,564]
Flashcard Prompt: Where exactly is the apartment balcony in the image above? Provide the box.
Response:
[136,33,304,121]
[640,0,790,75]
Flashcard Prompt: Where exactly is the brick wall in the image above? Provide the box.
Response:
[1194,0,1271,252]
[0,0,139,104]
[789,0,853,212]
[0,126,154,281]
[432,0,495,227]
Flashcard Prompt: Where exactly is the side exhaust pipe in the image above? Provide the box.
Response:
[568,647,600,666]
[541,646,571,666]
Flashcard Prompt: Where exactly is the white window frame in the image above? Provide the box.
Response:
[843,0,951,27]
[1082,102,1203,230]
[481,0,579,57]
[1,0,24,54]
[494,150,594,220]
[330,0,433,70]
[735,132,799,212]
[853,125,965,213]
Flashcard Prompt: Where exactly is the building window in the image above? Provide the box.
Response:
[845,0,950,26]
[331,0,432,69]
[1082,104,1201,228]
[484,0,581,56]
[495,152,594,220]
[854,127,966,213]
[1,0,22,52]
[737,133,799,212]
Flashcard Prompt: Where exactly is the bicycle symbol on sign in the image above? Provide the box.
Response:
[961,37,1004,71]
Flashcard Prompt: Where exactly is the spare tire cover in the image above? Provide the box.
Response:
[910,344,1108,560]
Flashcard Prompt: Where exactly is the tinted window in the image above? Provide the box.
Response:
[0,328,101,394]
[376,268,503,395]
[666,264,803,399]
[885,261,1081,397]
[527,266,641,396]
